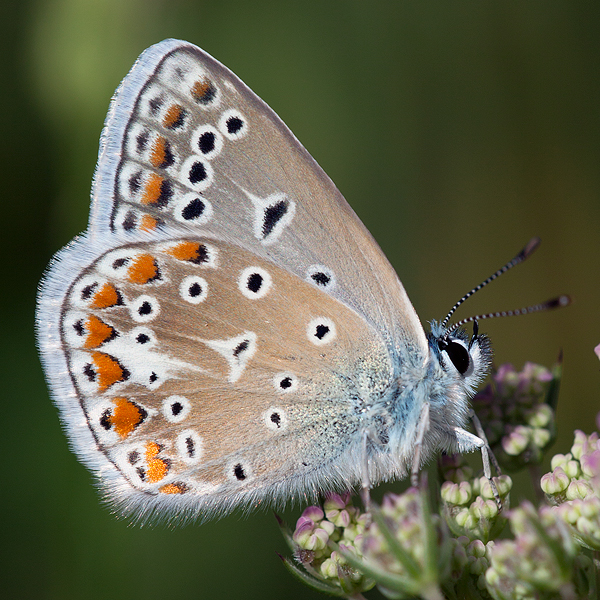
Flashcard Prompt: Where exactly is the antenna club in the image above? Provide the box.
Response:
[521,237,542,259]
[549,295,572,308]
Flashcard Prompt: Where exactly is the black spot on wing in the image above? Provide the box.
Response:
[311,272,330,286]
[182,198,205,220]
[247,273,263,293]
[233,463,246,480]
[315,324,330,340]
[233,340,250,357]
[279,377,292,389]
[226,116,243,134]
[198,131,216,154]
[262,200,288,239]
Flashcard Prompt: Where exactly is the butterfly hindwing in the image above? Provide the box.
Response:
[58,237,394,519]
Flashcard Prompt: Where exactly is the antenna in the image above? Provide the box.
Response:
[446,295,571,335]
[440,237,541,329]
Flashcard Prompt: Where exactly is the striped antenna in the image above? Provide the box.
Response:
[446,295,571,335]
[440,237,541,329]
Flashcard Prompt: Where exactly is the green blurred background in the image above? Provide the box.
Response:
[3,2,599,598]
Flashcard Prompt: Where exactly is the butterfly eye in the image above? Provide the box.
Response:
[439,338,470,375]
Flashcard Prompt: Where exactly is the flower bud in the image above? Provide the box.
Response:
[551,453,571,470]
[441,480,472,506]
[541,467,570,495]
[580,450,600,479]
[532,427,551,449]
[527,404,553,428]
[502,426,531,456]
[455,508,477,530]
[471,497,498,521]
[566,479,593,501]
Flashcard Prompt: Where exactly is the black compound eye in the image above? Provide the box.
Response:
[443,339,470,375]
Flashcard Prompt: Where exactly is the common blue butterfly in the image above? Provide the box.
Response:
[36,39,561,523]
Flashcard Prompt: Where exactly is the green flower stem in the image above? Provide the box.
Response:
[527,512,575,584]
[419,485,445,586]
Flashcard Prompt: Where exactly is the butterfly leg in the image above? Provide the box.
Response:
[452,416,502,511]
[410,402,431,487]
[469,410,503,511]
[469,409,502,475]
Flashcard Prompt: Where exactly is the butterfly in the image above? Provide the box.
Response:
[36,39,511,523]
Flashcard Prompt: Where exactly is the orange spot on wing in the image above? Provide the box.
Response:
[150,137,168,168]
[91,283,121,308]
[84,315,115,348]
[141,173,164,205]
[191,79,215,103]
[146,441,161,459]
[145,442,169,483]
[163,104,184,129]
[139,214,157,231]
[109,397,146,438]
[165,241,201,261]
[159,483,188,494]
[92,352,128,391]
[127,254,158,284]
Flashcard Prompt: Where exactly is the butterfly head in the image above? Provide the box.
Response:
[428,319,492,397]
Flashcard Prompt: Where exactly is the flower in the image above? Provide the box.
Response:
[357,486,451,599]
[280,360,600,599]
[440,466,512,543]
[485,502,580,599]
[472,361,560,471]
[543,419,600,550]
[278,492,374,597]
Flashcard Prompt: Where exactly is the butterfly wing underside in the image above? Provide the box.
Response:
[37,40,428,520]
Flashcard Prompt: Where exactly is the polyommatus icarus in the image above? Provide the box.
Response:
[36,40,554,523]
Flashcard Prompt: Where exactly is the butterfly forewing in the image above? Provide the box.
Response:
[98,40,427,352]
